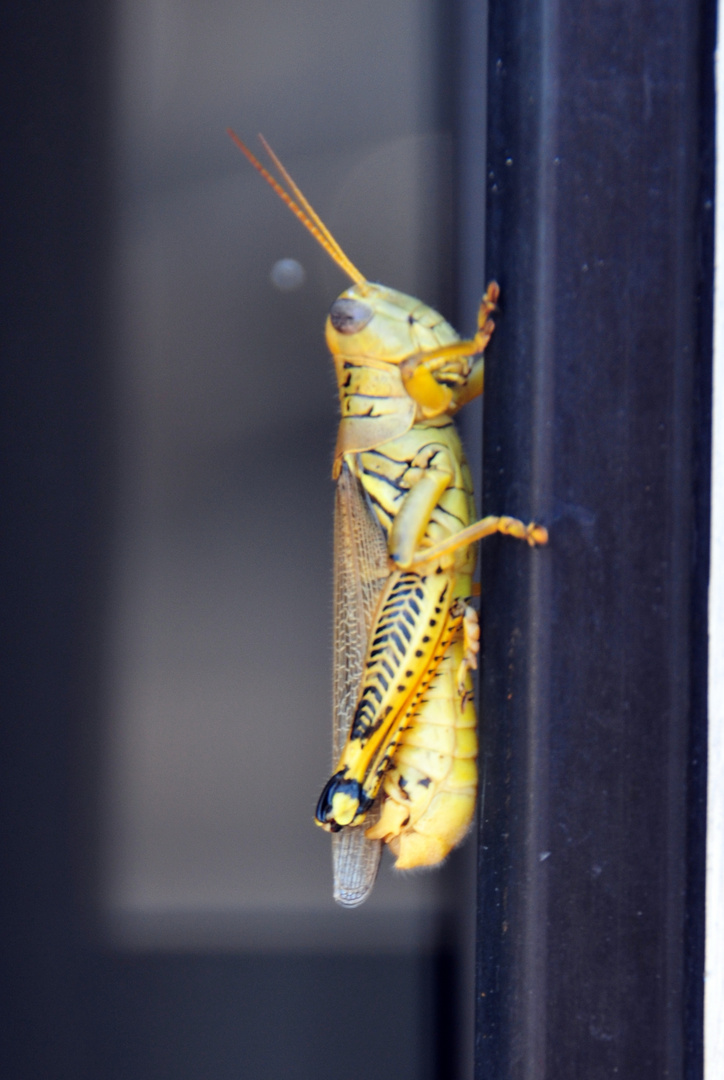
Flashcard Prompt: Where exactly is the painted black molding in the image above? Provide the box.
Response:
[475,0,713,1077]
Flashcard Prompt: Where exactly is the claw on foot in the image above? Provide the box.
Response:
[527,523,549,546]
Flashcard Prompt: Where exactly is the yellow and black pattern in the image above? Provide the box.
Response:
[316,279,543,883]
[366,632,478,869]
[350,571,452,747]
[229,134,545,901]
[329,284,461,474]
[314,281,486,870]
[316,568,467,831]
[353,419,476,568]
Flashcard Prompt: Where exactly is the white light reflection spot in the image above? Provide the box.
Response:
[270,258,306,291]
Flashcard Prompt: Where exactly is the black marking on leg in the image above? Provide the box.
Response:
[315,771,373,826]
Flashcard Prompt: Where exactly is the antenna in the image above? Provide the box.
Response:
[227,129,367,288]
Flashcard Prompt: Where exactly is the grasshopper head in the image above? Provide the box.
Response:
[326,283,458,365]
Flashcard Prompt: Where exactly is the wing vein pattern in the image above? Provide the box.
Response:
[331,462,389,906]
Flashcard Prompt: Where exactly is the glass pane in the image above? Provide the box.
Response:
[103,0,462,949]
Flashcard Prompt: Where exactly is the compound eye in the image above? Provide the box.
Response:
[329,297,373,334]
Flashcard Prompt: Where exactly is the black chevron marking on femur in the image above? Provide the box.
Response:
[350,574,453,746]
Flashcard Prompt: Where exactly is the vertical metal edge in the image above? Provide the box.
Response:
[476,0,713,1076]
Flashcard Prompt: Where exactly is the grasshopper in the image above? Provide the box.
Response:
[228,131,547,906]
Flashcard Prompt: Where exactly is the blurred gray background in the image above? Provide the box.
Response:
[4,0,488,1074]
[103,0,481,953]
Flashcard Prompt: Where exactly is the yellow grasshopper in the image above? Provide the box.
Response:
[228,131,547,906]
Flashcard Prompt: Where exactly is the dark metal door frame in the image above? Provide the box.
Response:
[468,0,714,1076]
